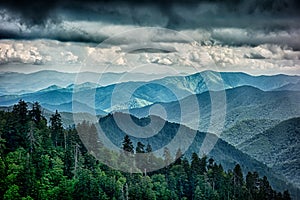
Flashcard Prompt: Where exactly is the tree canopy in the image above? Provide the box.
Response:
[0,101,292,200]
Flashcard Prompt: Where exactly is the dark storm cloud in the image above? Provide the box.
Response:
[0,0,60,25]
[1,0,300,26]
[0,0,300,46]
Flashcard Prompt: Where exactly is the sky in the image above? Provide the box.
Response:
[0,0,300,75]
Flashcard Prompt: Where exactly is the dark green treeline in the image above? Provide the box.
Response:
[0,100,291,200]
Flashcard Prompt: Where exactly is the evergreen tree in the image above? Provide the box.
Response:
[174,148,183,165]
[163,147,172,167]
[121,135,134,171]
[145,143,156,172]
[122,135,134,154]
[208,157,214,170]
[136,141,145,172]
[86,123,101,152]
[191,152,201,174]
[233,164,244,199]
[199,155,207,175]
[277,192,283,200]
[5,100,29,150]
[246,171,260,199]
[191,152,201,193]
[136,141,145,153]
[50,110,63,147]
[259,176,274,199]
[283,190,291,200]
[29,102,45,126]
[12,99,29,126]
[146,143,152,153]
[169,165,189,199]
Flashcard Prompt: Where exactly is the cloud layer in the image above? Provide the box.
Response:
[1,0,300,26]
[1,39,299,75]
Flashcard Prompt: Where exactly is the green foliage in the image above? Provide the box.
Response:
[128,176,156,200]
[4,184,21,200]
[0,101,293,200]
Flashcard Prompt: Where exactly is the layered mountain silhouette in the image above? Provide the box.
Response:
[0,71,299,114]
[95,112,300,197]
[238,118,300,189]
[129,86,300,133]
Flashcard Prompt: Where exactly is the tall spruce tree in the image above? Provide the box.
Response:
[50,110,63,147]
[122,135,134,154]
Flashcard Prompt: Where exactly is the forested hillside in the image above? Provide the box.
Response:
[0,100,292,199]
[238,118,300,188]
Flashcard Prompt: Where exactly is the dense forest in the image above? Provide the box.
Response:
[0,100,292,200]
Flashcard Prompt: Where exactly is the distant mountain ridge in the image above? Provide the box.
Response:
[0,70,299,96]
[0,71,299,114]
[0,70,175,95]
[129,86,300,133]
[274,81,300,91]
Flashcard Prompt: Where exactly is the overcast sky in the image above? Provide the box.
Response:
[0,0,300,75]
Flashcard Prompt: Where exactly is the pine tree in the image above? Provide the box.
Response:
[136,142,145,153]
[208,158,214,170]
[135,141,145,172]
[191,152,201,193]
[233,164,244,199]
[163,147,172,168]
[259,175,273,199]
[12,99,28,126]
[146,143,152,153]
[191,153,201,174]
[174,148,183,165]
[200,155,207,175]
[29,102,45,126]
[50,110,63,147]
[6,100,30,150]
[246,171,260,199]
[283,190,291,200]
[122,135,134,154]
[145,143,156,172]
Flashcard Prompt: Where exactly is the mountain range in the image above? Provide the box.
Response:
[0,70,173,95]
[129,86,300,133]
[0,70,299,114]
[95,112,300,198]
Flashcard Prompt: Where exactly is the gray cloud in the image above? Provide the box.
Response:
[1,0,299,25]
[0,38,299,75]
[210,28,300,50]
[0,0,300,50]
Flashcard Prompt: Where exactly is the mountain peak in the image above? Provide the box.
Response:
[38,85,62,92]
